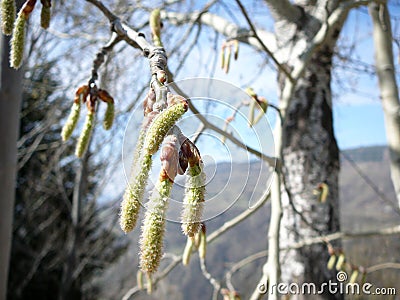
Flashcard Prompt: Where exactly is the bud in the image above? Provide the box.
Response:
[75,111,95,158]
[61,102,81,141]
[1,0,16,35]
[9,11,26,69]
[181,163,206,237]
[182,237,194,266]
[160,134,179,181]
[139,179,173,274]
[119,153,153,233]
[144,101,188,155]
[103,102,114,130]
[40,1,51,29]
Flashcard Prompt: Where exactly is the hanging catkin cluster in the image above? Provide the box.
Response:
[1,0,52,69]
[120,88,207,283]
[61,84,115,158]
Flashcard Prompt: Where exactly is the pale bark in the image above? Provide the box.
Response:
[369,2,400,207]
[275,2,344,298]
[0,33,23,299]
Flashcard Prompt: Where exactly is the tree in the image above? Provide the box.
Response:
[369,2,400,208]
[8,60,127,300]
[0,15,23,300]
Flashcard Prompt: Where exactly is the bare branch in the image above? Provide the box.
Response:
[161,10,277,53]
[199,258,221,300]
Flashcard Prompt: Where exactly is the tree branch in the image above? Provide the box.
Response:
[161,10,277,53]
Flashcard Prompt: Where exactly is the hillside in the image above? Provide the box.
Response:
[95,145,400,299]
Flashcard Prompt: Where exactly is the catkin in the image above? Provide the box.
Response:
[1,0,16,35]
[103,102,114,130]
[143,101,187,155]
[75,111,95,158]
[9,11,26,69]
[181,164,206,237]
[61,102,81,141]
[139,179,172,274]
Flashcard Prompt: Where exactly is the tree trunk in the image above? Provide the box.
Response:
[0,34,23,299]
[275,3,343,299]
[369,2,400,207]
[280,46,341,298]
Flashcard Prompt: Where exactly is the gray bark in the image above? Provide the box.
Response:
[0,33,23,299]
[276,2,343,298]
[369,2,400,208]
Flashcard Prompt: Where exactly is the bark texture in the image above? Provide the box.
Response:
[275,2,343,298]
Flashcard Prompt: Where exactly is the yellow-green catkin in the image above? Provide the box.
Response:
[1,0,16,35]
[61,102,81,141]
[181,164,206,237]
[224,46,231,73]
[198,226,206,259]
[349,269,359,284]
[40,3,50,29]
[182,237,194,266]
[75,111,95,158]
[220,47,225,69]
[318,183,329,203]
[119,113,158,233]
[10,11,26,69]
[150,8,162,47]
[327,254,336,270]
[119,152,153,233]
[143,102,187,155]
[336,252,345,271]
[139,179,173,274]
[103,102,114,130]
